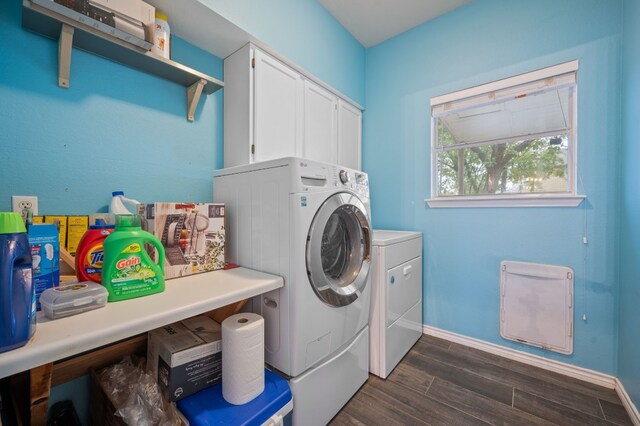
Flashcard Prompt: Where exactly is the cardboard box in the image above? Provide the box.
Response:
[147,315,222,402]
[32,0,153,50]
[67,216,89,255]
[89,0,155,43]
[28,224,60,311]
[45,216,68,253]
[32,216,44,224]
[138,203,225,280]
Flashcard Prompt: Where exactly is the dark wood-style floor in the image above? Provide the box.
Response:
[331,335,633,426]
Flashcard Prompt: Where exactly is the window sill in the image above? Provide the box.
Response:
[425,194,586,208]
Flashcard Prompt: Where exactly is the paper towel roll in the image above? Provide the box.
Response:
[222,313,265,405]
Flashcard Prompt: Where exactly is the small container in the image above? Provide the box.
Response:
[152,13,170,59]
[39,282,108,320]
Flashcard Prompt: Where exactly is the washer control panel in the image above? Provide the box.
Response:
[331,166,369,198]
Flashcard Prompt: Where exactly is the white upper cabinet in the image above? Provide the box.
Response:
[253,49,303,163]
[303,79,338,164]
[337,100,362,171]
[224,43,362,169]
[224,44,302,167]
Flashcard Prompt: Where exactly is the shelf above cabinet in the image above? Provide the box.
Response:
[21,0,224,121]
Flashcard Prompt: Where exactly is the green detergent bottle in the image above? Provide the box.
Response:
[102,215,165,302]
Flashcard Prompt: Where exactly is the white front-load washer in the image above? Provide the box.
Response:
[213,157,372,425]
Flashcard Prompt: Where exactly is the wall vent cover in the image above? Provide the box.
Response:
[500,261,574,355]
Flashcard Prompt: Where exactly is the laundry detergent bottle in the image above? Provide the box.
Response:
[0,212,36,353]
[108,191,140,216]
[75,219,115,283]
[102,214,165,302]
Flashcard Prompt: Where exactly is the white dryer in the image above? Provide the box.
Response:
[369,230,423,379]
[213,157,372,425]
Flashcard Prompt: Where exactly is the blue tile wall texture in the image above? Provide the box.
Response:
[363,0,623,375]
[0,2,224,214]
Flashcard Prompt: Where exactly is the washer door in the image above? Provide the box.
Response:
[306,192,372,307]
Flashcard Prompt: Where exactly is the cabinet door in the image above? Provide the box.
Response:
[337,100,362,170]
[303,79,338,164]
[253,49,303,163]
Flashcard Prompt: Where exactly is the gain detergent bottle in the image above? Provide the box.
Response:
[102,215,165,302]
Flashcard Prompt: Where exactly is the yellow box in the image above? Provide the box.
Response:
[45,216,68,250]
[67,216,89,255]
[32,216,44,224]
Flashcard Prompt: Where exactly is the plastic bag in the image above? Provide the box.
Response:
[99,357,181,426]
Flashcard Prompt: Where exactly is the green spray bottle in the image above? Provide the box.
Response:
[102,215,165,302]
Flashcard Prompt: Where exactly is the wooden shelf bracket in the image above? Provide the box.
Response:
[30,363,53,425]
[58,23,74,88]
[187,78,206,122]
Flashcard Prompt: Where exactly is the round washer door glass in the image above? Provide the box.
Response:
[306,192,371,307]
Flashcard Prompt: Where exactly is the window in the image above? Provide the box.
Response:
[428,61,584,208]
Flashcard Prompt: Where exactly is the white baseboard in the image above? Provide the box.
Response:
[615,378,640,426]
[422,325,615,388]
[423,326,640,425]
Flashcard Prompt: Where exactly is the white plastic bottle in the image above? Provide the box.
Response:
[152,13,170,59]
[109,191,140,215]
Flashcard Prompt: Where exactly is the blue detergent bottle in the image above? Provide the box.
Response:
[0,212,36,353]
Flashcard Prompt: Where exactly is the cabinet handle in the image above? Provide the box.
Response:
[403,265,412,276]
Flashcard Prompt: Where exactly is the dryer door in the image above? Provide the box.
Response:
[306,192,372,307]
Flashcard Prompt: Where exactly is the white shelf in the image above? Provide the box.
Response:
[0,267,283,379]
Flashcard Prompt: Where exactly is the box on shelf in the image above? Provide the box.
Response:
[44,215,68,252]
[147,315,222,402]
[88,0,155,43]
[138,203,225,280]
[67,215,89,255]
[28,224,60,311]
[30,0,154,50]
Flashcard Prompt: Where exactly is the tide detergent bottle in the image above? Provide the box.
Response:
[102,215,165,302]
[75,219,115,283]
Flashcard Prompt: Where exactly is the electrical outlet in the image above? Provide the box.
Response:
[12,196,39,215]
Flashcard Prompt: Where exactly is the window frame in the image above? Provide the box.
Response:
[426,60,585,208]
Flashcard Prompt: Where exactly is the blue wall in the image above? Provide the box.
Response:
[0,0,365,421]
[0,0,364,216]
[619,0,640,408]
[364,0,623,374]
[0,2,224,215]
[201,0,365,105]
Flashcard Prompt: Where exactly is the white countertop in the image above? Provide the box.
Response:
[0,267,283,379]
